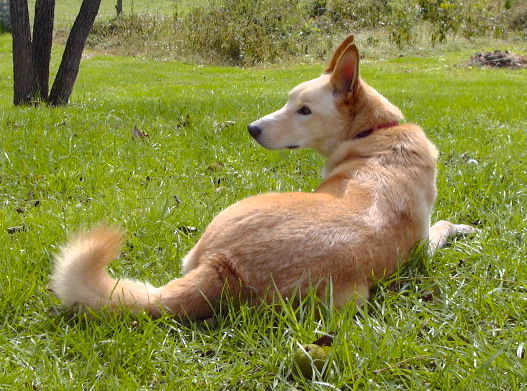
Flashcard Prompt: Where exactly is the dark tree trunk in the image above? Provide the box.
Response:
[32,0,55,100]
[10,0,35,105]
[115,0,122,16]
[48,0,101,106]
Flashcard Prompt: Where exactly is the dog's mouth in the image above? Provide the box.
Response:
[287,145,299,149]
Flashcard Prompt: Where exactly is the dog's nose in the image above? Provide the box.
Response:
[247,124,262,139]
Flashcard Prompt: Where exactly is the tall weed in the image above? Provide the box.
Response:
[327,0,388,28]
[419,0,462,43]
[387,0,421,48]
[87,14,176,57]
[178,0,305,66]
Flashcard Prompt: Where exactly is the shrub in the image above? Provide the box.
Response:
[178,0,306,66]
[83,0,527,65]
[303,0,328,18]
[387,0,421,48]
[327,0,388,28]
[419,0,462,43]
[508,1,527,32]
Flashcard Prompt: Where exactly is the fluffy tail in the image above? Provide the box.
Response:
[50,226,231,318]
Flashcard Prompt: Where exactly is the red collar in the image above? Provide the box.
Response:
[354,121,400,139]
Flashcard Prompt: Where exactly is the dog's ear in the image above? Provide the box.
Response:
[329,43,360,102]
[324,34,354,74]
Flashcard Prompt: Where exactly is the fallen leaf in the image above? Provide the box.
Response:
[176,114,191,129]
[132,125,149,140]
[7,225,26,234]
[177,226,198,235]
[214,120,235,131]
[312,332,335,347]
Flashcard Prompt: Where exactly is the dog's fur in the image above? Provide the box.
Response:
[50,35,473,318]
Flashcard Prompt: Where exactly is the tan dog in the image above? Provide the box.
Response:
[50,35,473,318]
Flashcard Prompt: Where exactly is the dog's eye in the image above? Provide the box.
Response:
[297,106,312,115]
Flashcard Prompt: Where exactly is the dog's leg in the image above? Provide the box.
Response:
[428,220,475,255]
[158,259,243,319]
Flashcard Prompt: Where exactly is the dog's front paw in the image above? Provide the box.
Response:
[452,224,476,236]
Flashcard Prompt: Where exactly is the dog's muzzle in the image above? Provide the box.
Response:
[247,124,262,140]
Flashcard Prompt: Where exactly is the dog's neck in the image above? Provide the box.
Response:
[322,123,399,179]
[347,82,404,136]
[354,121,400,140]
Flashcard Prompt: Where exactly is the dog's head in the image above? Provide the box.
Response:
[247,35,363,156]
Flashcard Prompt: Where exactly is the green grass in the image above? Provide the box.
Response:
[1,32,527,389]
[28,0,204,27]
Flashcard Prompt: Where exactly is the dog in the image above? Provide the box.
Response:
[50,35,473,318]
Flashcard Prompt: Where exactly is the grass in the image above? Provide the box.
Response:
[1,31,527,389]
[28,0,204,27]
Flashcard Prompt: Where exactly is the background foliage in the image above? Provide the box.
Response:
[75,0,527,65]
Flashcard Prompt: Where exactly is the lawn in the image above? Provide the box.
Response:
[0,31,527,389]
[27,0,207,27]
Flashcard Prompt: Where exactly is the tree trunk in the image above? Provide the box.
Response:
[48,0,101,106]
[32,0,55,100]
[115,0,122,16]
[10,0,35,105]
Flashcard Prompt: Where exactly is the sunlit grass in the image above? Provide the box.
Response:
[1,32,526,389]
[28,0,204,26]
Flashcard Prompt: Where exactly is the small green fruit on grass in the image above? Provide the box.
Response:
[293,344,329,379]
